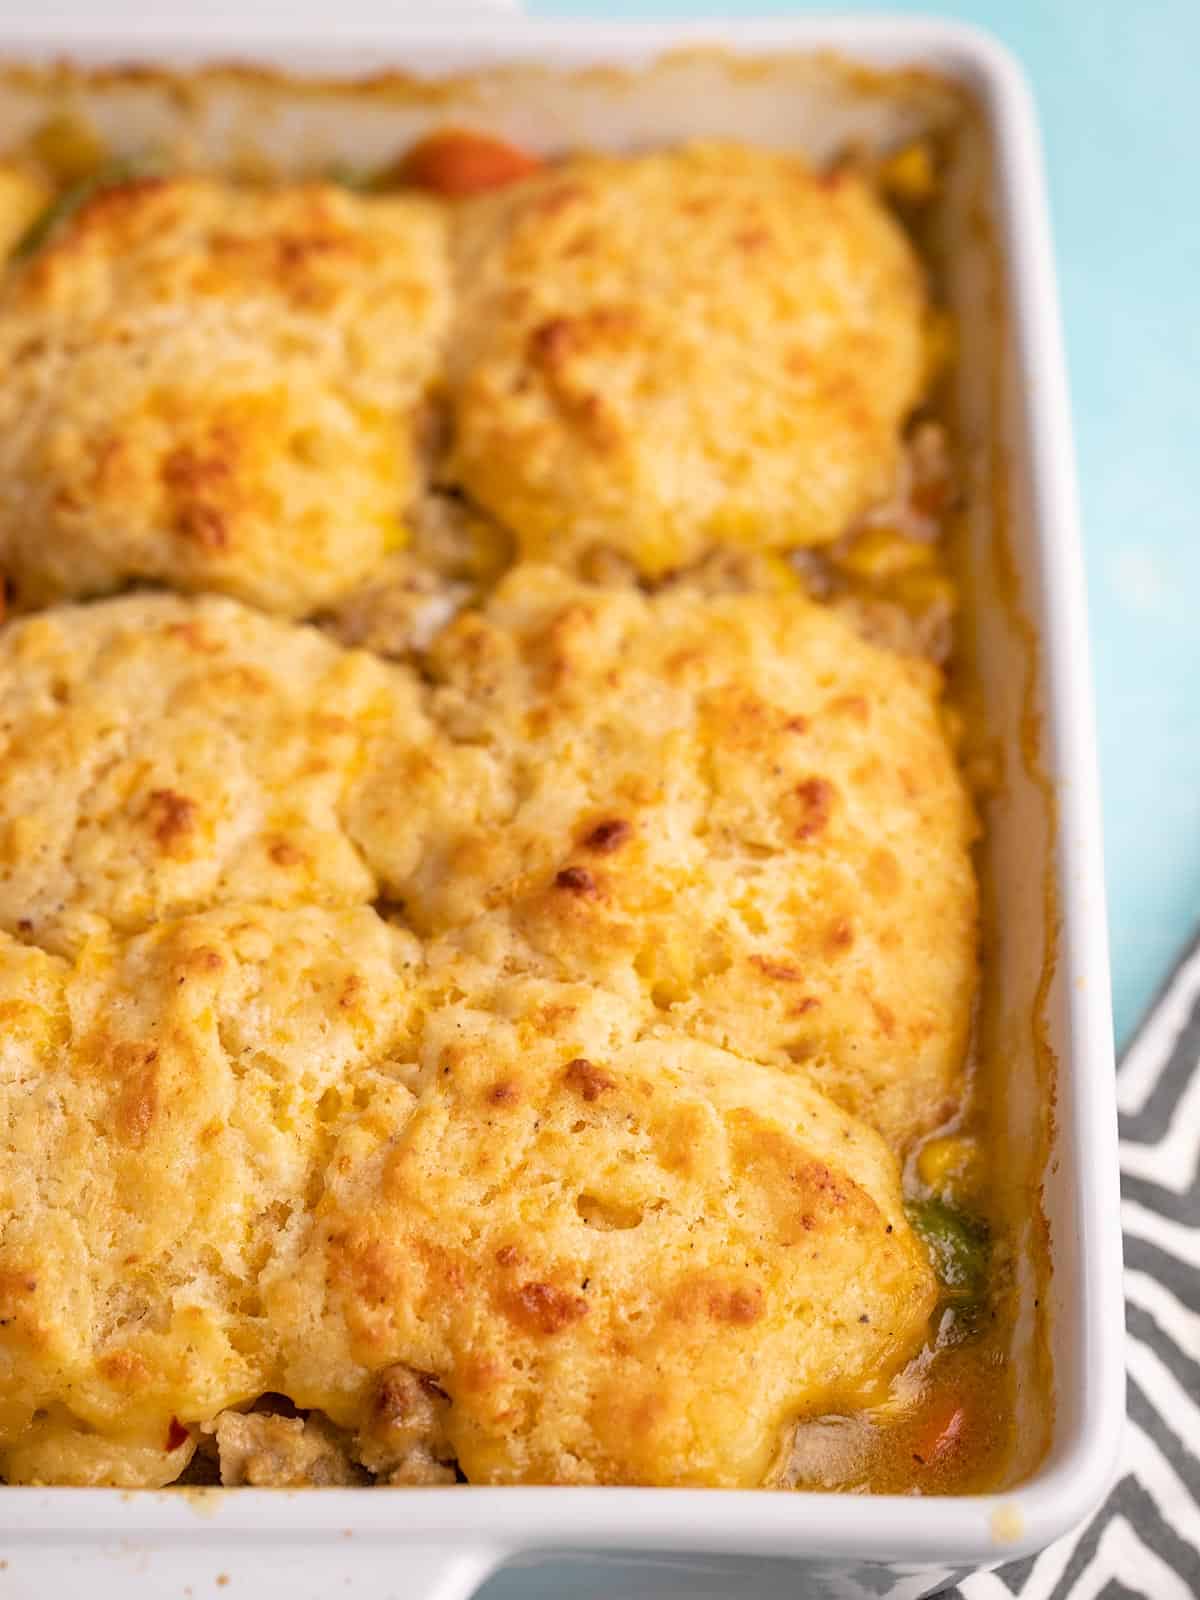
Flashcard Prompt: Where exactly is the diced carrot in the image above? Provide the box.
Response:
[398,129,543,198]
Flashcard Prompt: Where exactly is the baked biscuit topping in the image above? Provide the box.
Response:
[352,566,977,1152]
[0,592,445,955]
[0,127,986,1491]
[0,177,450,615]
[0,932,933,1488]
[446,142,927,575]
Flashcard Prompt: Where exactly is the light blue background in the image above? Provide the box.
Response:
[518,0,1199,1053]
[480,5,1193,1594]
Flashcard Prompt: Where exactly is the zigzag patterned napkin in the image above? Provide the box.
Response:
[950,941,1200,1600]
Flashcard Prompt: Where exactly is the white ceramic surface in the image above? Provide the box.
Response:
[0,17,1123,1600]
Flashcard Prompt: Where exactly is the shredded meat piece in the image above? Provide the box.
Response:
[832,591,954,668]
[355,1364,457,1486]
[852,419,955,545]
[320,551,469,659]
[657,545,795,598]
[205,1409,362,1487]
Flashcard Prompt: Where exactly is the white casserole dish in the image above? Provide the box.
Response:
[0,14,1123,1600]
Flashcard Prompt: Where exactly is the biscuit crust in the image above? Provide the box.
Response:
[0,177,449,615]
[353,566,977,1152]
[447,143,926,574]
[0,592,435,954]
[0,933,933,1489]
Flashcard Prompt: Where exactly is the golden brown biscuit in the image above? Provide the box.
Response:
[269,971,936,1487]
[0,177,449,615]
[0,905,423,1486]
[0,927,934,1487]
[447,142,927,574]
[352,566,977,1152]
[0,592,441,954]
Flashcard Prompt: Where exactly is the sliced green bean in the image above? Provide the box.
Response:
[905,1197,989,1301]
[12,157,160,262]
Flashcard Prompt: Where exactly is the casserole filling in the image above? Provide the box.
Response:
[0,110,1012,1493]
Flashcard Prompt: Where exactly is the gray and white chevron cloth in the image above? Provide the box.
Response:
[948,939,1200,1600]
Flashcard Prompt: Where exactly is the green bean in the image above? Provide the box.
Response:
[905,1197,989,1301]
[12,157,159,262]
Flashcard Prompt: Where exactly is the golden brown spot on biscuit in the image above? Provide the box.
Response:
[827,917,855,954]
[334,1231,400,1309]
[871,999,897,1037]
[583,818,631,853]
[175,502,230,551]
[664,646,704,677]
[108,1041,159,1145]
[790,777,835,842]
[829,693,870,723]
[529,316,574,364]
[506,1281,588,1336]
[164,620,221,653]
[789,997,821,1017]
[563,1058,614,1102]
[721,1287,764,1325]
[165,1416,190,1451]
[735,226,771,252]
[750,955,803,982]
[339,974,363,1011]
[487,1080,519,1106]
[784,714,809,734]
[495,1245,521,1268]
[672,1278,764,1326]
[268,837,304,868]
[554,865,596,894]
[0,1270,38,1304]
[99,1348,149,1384]
[181,945,224,977]
[145,788,198,853]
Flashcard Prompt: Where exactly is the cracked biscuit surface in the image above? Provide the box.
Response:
[0,592,442,955]
[351,566,977,1153]
[0,177,450,615]
[0,932,934,1488]
[447,142,927,574]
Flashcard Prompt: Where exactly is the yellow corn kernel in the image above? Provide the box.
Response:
[918,1135,982,1196]
[879,141,938,204]
[30,112,108,184]
[924,309,958,387]
[382,518,410,554]
[761,552,804,592]
[838,527,937,582]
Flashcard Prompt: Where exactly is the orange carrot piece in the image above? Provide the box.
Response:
[399,129,543,197]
